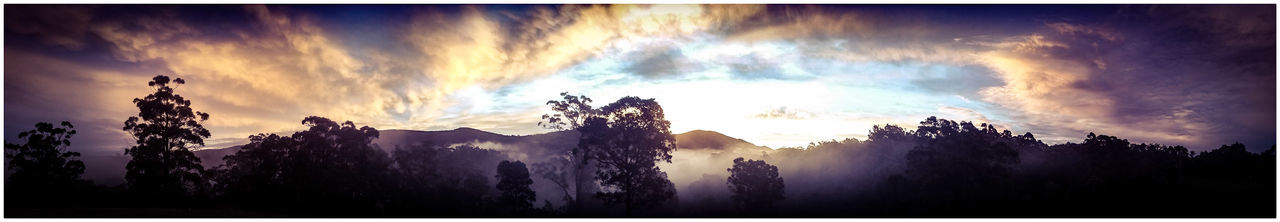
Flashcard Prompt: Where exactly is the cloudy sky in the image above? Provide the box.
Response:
[5,5,1276,159]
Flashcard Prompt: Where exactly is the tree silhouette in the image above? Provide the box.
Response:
[726,157,785,214]
[496,160,536,213]
[867,124,912,143]
[538,92,601,214]
[389,144,505,216]
[122,75,211,202]
[540,92,597,131]
[902,117,1019,214]
[1192,142,1256,178]
[530,155,574,206]
[5,121,86,206]
[1010,132,1271,217]
[588,96,678,216]
[216,116,391,215]
[214,133,293,209]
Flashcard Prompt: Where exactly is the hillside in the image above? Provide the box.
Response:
[675,130,772,151]
[191,128,766,168]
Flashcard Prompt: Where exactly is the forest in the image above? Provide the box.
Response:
[4,75,1275,218]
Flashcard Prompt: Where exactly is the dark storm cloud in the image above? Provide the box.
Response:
[5,5,98,50]
[1012,5,1276,151]
[721,5,1272,151]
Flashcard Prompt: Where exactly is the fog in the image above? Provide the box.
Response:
[29,122,1273,217]
[421,128,919,214]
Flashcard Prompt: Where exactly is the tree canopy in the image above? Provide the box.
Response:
[726,157,785,215]
[496,160,536,213]
[537,92,602,214]
[122,75,211,201]
[587,96,678,216]
[215,116,391,215]
[5,121,86,206]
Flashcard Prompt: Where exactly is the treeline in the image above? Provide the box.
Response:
[4,75,1275,217]
[753,117,1275,217]
[5,76,694,217]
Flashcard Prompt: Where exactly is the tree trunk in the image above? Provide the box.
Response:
[574,155,588,216]
[624,172,633,217]
[574,163,583,215]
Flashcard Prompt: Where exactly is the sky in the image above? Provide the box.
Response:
[4,5,1276,160]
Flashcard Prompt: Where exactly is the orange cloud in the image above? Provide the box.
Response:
[29,4,776,145]
[51,5,401,141]
[394,4,768,126]
[7,5,1269,152]
[975,27,1202,145]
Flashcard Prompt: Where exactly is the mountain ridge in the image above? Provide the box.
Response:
[193,127,766,168]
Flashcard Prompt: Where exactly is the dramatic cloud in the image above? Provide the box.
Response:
[975,6,1275,149]
[4,5,1275,183]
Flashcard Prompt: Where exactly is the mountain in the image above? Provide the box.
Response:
[376,127,515,148]
[192,127,579,168]
[192,128,768,168]
[675,130,771,151]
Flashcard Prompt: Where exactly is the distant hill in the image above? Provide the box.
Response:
[376,127,515,148]
[675,130,771,151]
[192,128,768,168]
[193,127,577,168]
